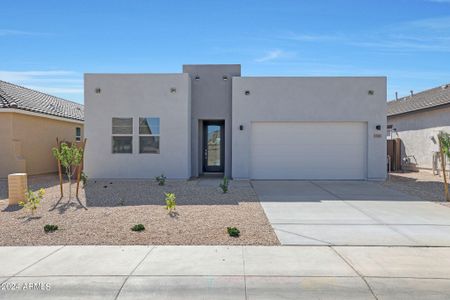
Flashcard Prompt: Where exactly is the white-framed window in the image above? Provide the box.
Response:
[387,124,394,139]
[139,117,160,154]
[75,127,82,142]
[112,117,133,153]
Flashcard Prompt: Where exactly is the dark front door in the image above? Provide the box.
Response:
[203,121,225,173]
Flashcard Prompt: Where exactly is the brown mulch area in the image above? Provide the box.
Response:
[0,174,279,246]
[382,171,450,208]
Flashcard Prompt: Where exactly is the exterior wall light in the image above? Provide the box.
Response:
[245,90,250,95]
[239,125,244,131]
[368,90,375,95]
[376,125,381,130]
[195,75,200,81]
[223,76,228,81]
[95,88,101,94]
[170,88,176,93]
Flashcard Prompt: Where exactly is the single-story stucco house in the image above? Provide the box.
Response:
[0,80,84,178]
[84,64,386,180]
[387,83,450,172]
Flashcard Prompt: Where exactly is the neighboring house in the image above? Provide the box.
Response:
[387,83,450,172]
[85,64,386,180]
[0,80,84,178]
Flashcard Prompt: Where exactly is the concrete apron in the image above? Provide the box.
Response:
[1,245,450,299]
[252,180,450,246]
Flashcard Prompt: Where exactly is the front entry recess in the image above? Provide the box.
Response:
[203,121,224,172]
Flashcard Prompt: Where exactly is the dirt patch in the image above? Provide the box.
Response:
[0,174,279,246]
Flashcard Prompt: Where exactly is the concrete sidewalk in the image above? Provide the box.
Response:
[1,245,450,299]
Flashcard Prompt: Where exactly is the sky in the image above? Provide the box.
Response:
[1,0,450,104]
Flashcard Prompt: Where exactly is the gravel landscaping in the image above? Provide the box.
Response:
[0,174,279,246]
[383,171,450,207]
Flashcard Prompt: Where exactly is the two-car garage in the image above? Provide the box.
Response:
[250,122,368,180]
[231,77,386,181]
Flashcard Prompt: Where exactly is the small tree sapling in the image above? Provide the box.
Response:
[52,142,83,201]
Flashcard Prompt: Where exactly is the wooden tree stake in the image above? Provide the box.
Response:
[438,138,450,202]
[56,138,64,198]
[76,138,87,198]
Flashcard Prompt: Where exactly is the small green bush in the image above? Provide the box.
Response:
[44,224,58,233]
[165,192,176,214]
[227,227,240,237]
[219,176,229,193]
[19,188,45,216]
[155,174,167,186]
[131,224,145,232]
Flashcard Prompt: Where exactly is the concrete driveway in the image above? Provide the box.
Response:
[252,180,450,246]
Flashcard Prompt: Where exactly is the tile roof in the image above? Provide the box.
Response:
[388,83,450,117]
[0,80,83,121]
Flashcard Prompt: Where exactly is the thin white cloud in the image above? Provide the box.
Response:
[407,16,450,30]
[355,17,450,52]
[280,32,344,42]
[348,38,450,52]
[0,70,83,101]
[0,70,76,81]
[0,29,32,36]
[25,86,84,94]
[254,49,296,63]
[278,15,450,53]
[0,29,49,36]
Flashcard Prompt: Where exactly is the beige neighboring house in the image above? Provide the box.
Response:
[387,83,450,172]
[0,80,84,178]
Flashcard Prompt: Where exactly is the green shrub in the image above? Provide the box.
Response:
[155,174,167,186]
[219,176,229,193]
[165,192,176,214]
[44,224,58,233]
[19,188,45,216]
[227,227,240,237]
[131,224,145,232]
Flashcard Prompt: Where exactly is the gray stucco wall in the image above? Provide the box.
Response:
[388,105,450,170]
[183,65,241,177]
[232,77,387,180]
[84,74,191,179]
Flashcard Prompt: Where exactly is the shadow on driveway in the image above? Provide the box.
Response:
[251,180,421,202]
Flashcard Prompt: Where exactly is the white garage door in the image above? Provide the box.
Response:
[250,122,367,180]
